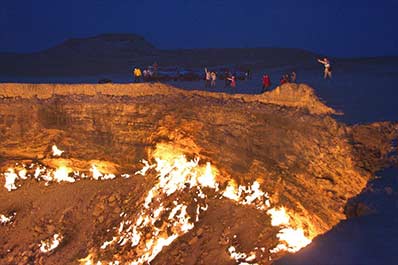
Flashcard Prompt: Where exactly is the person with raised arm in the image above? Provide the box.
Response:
[317,57,332,79]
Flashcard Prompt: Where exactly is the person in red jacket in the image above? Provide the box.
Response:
[227,75,236,89]
[262,74,271,92]
[280,76,287,85]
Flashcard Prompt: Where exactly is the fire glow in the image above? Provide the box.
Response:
[0,212,16,225]
[40,233,63,253]
[52,145,64,157]
[222,179,271,210]
[268,207,312,253]
[222,182,312,255]
[1,162,122,191]
[1,144,313,263]
[84,154,217,264]
[82,155,312,264]
[228,245,258,265]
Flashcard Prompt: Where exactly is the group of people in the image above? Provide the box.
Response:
[279,71,297,85]
[132,62,159,83]
[205,68,239,89]
[261,71,299,92]
[133,57,332,90]
[204,57,332,91]
[261,58,332,92]
[204,68,217,88]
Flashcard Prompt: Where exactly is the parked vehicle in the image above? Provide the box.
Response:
[98,78,112,84]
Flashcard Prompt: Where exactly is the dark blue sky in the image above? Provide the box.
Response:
[1,0,397,57]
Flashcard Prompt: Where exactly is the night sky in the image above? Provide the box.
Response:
[1,0,397,57]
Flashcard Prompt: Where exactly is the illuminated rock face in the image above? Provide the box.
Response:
[0,84,396,264]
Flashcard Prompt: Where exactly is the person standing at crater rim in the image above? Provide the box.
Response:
[153,62,159,79]
[317,57,332,79]
[291,71,297,83]
[246,69,252,80]
[262,74,271,92]
[133,67,142,83]
[224,70,231,88]
[204,68,211,88]
[210,71,217,89]
[227,74,236,89]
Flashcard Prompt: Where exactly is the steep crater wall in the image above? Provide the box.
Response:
[0,83,396,265]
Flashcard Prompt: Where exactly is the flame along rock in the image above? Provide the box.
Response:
[52,145,64,157]
[3,168,19,191]
[0,212,16,225]
[1,162,121,191]
[82,155,217,264]
[1,147,313,264]
[40,234,63,254]
[228,245,258,265]
[80,153,313,264]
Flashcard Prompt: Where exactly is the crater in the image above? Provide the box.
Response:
[0,83,396,265]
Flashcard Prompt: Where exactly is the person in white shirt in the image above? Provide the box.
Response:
[317,58,332,79]
[205,68,211,88]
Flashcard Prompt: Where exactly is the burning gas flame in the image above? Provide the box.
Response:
[1,145,314,263]
[1,160,121,191]
[0,212,16,225]
[198,162,218,189]
[270,227,312,253]
[4,168,18,191]
[228,245,258,264]
[90,165,103,180]
[268,207,312,253]
[85,154,216,264]
[40,233,63,253]
[53,166,75,183]
[52,145,64,157]
[267,207,290,226]
[18,168,27,179]
[222,180,270,210]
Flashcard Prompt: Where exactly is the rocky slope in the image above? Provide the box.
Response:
[0,83,396,264]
